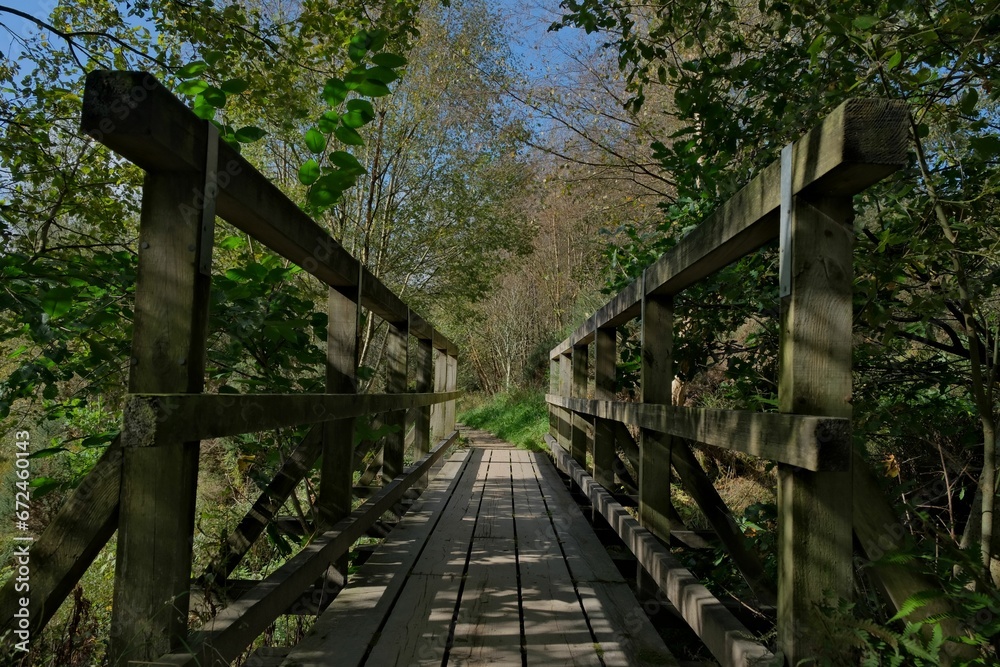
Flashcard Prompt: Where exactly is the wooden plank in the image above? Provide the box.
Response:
[640,292,673,541]
[122,390,462,447]
[111,168,212,662]
[546,395,849,471]
[365,450,490,665]
[571,345,589,467]
[511,451,605,666]
[383,322,408,482]
[593,328,617,488]
[549,99,907,357]
[576,581,680,667]
[548,436,773,667]
[153,432,459,667]
[0,437,121,640]
[449,450,523,665]
[203,425,323,581]
[776,194,854,662]
[278,451,473,667]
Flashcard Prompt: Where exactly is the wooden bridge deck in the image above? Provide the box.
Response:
[277,436,678,666]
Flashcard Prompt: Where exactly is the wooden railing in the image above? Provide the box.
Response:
[547,99,921,665]
[0,71,461,665]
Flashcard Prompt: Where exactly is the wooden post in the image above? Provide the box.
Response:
[570,344,589,467]
[549,356,561,439]
[558,352,572,449]
[318,287,358,528]
[383,320,408,482]
[639,287,673,542]
[445,353,457,433]
[111,168,212,662]
[431,343,447,440]
[413,331,433,489]
[593,328,616,488]
[777,193,854,662]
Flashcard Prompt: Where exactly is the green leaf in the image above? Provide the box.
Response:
[346,98,375,120]
[335,125,365,146]
[193,104,216,120]
[341,109,367,128]
[304,128,327,153]
[329,151,366,174]
[853,15,878,30]
[365,66,399,84]
[960,88,979,115]
[203,50,224,66]
[356,79,392,98]
[307,183,339,208]
[371,52,407,68]
[220,78,250,94]
[317,111,339,133]
[201,86,227,108]
[41,287,74,320]
[235,126,266,143]
[219,235,246,250]
[885,49,902,70]
[178,79,208,96]
[807,34,826,56]
[348,43,367,63]
[322,78,348,105]
[177,60,209,77]
[888,590,941,623]
[368,30,387,51]
[298,159,321,185]
[28,476,61,498]
[28,446,67,459]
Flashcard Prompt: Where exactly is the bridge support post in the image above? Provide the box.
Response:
[777,194,854,662]
[383,319,408,482]
[413,324,434,489]
[558,352,572,449]
[111,169,212,663]
[639,286,673,543]
[593,328,617,489]
[319,286,358,528]
[571,344,589,467]
[432,338,448,440]
[446,353,458,433]
[548,356,561,439]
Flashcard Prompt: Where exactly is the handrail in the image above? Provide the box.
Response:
[547,97,910,663]
[0,70,463,664]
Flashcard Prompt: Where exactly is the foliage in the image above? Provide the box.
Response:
[458,390,549,451]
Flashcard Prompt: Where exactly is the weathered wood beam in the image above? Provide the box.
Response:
[382,322,408,482]
[111,168,212,662]
[122,391,462,447]
[593,328,617,488]
[0,438,121,641]
[80,70,458,356]
[571,345,589,467]
[550,98,907,358]
[202,426,324,583]
[776,194,854,661]
[640,292,674,541]
[546,395,848,471]
[153,431,459,667]
[548,436,774,667]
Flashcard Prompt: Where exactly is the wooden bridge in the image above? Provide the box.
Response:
[1,72,948,665]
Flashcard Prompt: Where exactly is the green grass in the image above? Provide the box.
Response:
[458,389,549,451]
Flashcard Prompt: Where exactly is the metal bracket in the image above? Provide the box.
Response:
[778,142,794,298]
[198,121,219,277]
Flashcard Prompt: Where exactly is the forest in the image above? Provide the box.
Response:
[1,0,999,664]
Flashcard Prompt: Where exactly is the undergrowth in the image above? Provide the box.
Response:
[458,390,548,451]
